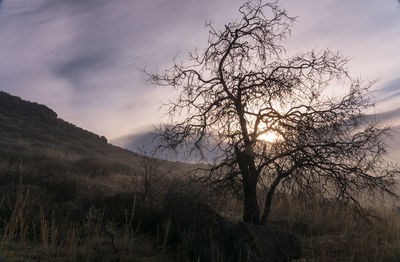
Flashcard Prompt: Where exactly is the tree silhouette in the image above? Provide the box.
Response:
[150,0,399,224]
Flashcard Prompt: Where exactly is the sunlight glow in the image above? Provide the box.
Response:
[257,131,281,143]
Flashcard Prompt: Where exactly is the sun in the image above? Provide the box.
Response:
[257,131,280,143]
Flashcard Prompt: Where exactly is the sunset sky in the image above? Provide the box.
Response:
[1,0,400,158]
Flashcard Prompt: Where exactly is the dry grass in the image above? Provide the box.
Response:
[0,184,175,262]
[1,158,400,262]
[2,184,400,261]
[266,196,400,262]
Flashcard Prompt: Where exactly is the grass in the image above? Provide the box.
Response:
[0,152,399,261]
[0,182,176,262]
[266,196,400,262]
[1,178,400,261]
[2,91,400,261]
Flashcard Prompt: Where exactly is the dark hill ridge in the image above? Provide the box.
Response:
[0,91,147,190]
[0,91,139,163]
[0,90,57,121]
[0,90,109,154]
[0,92,197,261]
[0,91,195,191]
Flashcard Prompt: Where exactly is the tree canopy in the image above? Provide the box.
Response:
[150,0,399,224]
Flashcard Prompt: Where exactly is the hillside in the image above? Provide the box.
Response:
[0,91,198,196]
[1,91,400,262]
[0,91,200,260]
[0,90,135,166]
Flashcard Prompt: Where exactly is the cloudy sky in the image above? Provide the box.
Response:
[1,0,400,158]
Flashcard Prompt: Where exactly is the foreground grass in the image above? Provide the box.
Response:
[266,196,400,262]
[0,185,176,262]
[1,184,400,262]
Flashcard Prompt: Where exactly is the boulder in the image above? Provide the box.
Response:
[163,192,225,230]
[231,222,301,262]
[162,193,301,262]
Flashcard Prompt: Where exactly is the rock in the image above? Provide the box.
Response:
[100,135,108,144]
[162,193,301,262]
[163,192,224,230]
[231,222,301,262]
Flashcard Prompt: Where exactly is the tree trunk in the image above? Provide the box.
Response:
[260,176,282,224]
[243,174,260,224]
[236,146,260,224]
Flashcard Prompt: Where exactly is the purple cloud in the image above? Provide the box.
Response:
[0,0,399,143]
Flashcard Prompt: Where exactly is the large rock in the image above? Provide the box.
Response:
[163,192,225,230]
[231,222,301,262]
[162,193,301,262]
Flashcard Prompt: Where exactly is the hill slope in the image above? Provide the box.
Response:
[0,90,134,162]
[0,91,189,261]
[0,91,195,196]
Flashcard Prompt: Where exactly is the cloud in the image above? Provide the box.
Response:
[379,78,400,93]
[112,129,190,162]
[368,107,400,125]
[378,91,400,104]
[1,0,400,143]
[113,111,400,164]
[112,128,223,163]
[0,0,239,139]
[53,51,114,89]
[385,124,400,162]
[374,77,400,105]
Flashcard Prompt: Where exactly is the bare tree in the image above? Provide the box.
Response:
[150,0,399,224]
[133,147,173,207]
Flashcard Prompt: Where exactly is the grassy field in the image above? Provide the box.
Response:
[0,164,400,262]
[1,91,399,261]
[269,197,400,262]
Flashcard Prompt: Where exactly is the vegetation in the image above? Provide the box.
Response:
[0,92,399,260]
[1,178,400,261]
[150,0,400,224]
[0,91,190,260]
[0,1,400,261]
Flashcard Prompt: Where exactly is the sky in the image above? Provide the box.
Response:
[0,0,400,159]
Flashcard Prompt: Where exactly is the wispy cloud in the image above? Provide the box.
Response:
[53,51,114,90]
[0,0,399,141]
[373,77,400,110]
[380,78,400,93]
